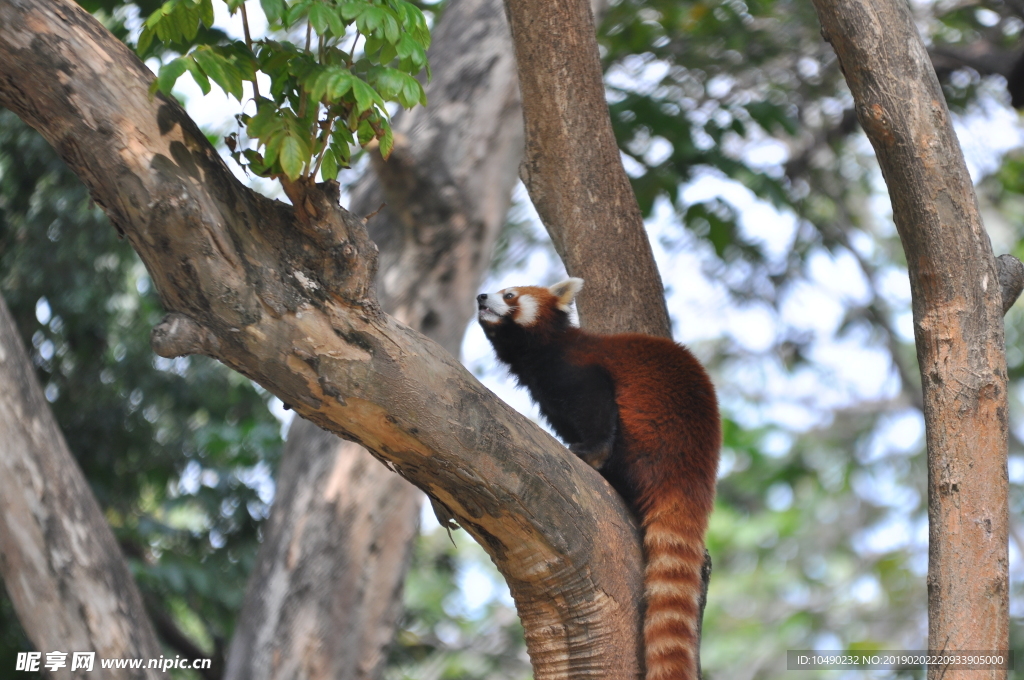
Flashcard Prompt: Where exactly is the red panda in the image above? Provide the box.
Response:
[477,277,720,680]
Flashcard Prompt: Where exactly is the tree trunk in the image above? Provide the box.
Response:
[225,428,420,680]
[0,295,163,680]
[810,0,1018,675]
[0,2,647,678]
[502,0,669,337]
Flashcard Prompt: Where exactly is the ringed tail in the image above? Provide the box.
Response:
[642,498,708,680]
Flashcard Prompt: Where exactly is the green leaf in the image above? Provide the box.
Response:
[279,134,307,180]
[200,0,215,26]
[402,76,425,108]
[379,41,397,65]
[243,149,268,174]
[308,3,332,35]
[320,148,339,180]
[260,0,285,24]
[395,34,415,59]
[372,68,423,108]
[193,48,245,100]
[325,8,346,37]
[263,129,286,167]
[395,34,426,69]
[137,26,155,55]
[357,6,385,36]
[326,69,353,100]
[351,78,377,114]
[357,118,375,145]
[156,57,189,95]
[382,11,400,43]
[247,103,279,139]
[339,2,362,20]
[285,0,311,26]
[378,122,394,159]
[145,2,168,30]
[370,66,401,99]
[363,34,383,58]
[185,56,212,95]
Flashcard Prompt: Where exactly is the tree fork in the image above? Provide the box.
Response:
[810,0,1016,676]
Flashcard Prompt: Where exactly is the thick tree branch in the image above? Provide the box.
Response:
[0,295,164,680]
[0,2,645,678]
[811,0,1010,674]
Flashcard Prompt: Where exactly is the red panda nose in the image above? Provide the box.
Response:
[477,294,487,307]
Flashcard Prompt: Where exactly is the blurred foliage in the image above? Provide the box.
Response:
[386,528,530,680]
[0,109,282,676]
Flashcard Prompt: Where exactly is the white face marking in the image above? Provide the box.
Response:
[516,294,539,326]
[477,288,511,324]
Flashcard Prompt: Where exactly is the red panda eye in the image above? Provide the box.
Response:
[503,292,514,301]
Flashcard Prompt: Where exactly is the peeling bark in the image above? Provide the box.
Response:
[811,0,1013,675]
[0,295,163,680]
[0,2,645,679]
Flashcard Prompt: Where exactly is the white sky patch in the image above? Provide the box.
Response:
[861,409,925,462]
[680,170,799,262]
[954,94,1024,181]
[727,303,777,353]
[779,281,844,337]
[604,54,671,96]
[644,136,674,166]
[1009,455,1024,484]
[853,513,914,555]
[806,247,872,305]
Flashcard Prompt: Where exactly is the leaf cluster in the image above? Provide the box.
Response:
[141,0,430,181]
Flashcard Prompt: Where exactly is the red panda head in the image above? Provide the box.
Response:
[477,278,584,329]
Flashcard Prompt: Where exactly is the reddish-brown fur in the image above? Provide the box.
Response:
[477,281,720,680]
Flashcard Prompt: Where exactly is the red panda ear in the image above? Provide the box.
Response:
[548,278,584,310]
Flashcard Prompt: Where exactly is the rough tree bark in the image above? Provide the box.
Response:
[0,1,649,678]
[224,0,526,675]
[224,0,528,675]
[0,295,163,680]
[810,0,1022,675]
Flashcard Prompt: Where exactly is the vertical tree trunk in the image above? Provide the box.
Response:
[0,295,163,680]
[809,0,1014,675]
[502,0,669,337]
[225,429,420,680]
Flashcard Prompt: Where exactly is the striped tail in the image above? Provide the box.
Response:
[642,507,708,680]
